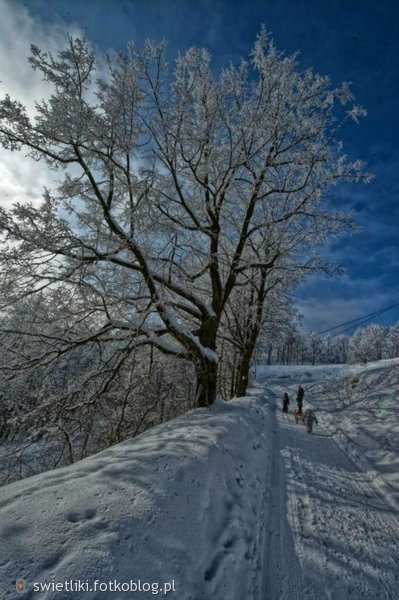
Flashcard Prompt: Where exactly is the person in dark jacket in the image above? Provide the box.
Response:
[296,385,304,414]
[282,393,290,413]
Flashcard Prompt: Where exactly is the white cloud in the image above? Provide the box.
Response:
[0,0,84,208]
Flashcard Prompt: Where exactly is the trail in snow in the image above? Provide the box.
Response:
[261,395,303,600]
[261,381,399,600]
[1,365,398,600]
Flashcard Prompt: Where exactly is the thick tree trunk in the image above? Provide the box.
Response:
[195,315,219,407]
[235,349,253,397]
[195,357,218,407]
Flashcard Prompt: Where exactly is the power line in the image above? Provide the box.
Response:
[316,306,394,335]
[314,302,399,337]
[329,311,391,338]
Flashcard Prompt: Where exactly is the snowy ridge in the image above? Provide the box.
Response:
[0,389,270,600]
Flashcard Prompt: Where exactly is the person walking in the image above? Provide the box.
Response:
[282,393,290,413]
[296,385,304,413]
[302,408,318,433]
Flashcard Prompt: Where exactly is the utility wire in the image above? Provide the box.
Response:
[316,307,392,335]
[314,302,399,337]
[329,311,391,338]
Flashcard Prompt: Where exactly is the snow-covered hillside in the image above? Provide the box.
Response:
[0,391,271,600]
[256,359,399,509]
[256,359,399,598]
[1,360,398,599]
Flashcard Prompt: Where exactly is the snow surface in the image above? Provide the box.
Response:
[256,359,399,509]
[0,389,270,599]
[256,360,399,598]
[1,360,399,599]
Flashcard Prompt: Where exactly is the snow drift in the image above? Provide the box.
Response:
[0,389,270,600]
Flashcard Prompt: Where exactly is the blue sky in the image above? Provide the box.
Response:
[5,0,399,331]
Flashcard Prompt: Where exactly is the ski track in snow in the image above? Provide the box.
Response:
[261,398,303,600]
[261,381,399,600]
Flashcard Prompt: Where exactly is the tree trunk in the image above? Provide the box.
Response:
[195,357,218,407]
[195,315,219,407]
[267,344,272,365]
[235,350,253,397]
[234,269,271,396]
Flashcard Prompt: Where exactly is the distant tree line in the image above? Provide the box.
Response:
[259,320,399,366]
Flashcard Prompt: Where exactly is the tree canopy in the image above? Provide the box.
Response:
[0,30,370,407]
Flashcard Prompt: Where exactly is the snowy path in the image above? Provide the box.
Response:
[1,373,398,600]
[261,383,399,600]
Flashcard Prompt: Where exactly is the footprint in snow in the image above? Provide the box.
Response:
[66,508,96,523]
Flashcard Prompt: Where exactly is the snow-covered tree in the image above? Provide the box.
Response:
[348,323,387,363]
[219,271,299,396]
[261,294,301,363]
[0,292,196,484]
[328,334,350,363]
[0,31,369,407]
[385,322,399,358]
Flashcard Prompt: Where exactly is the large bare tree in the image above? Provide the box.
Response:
[0,30,369,407]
